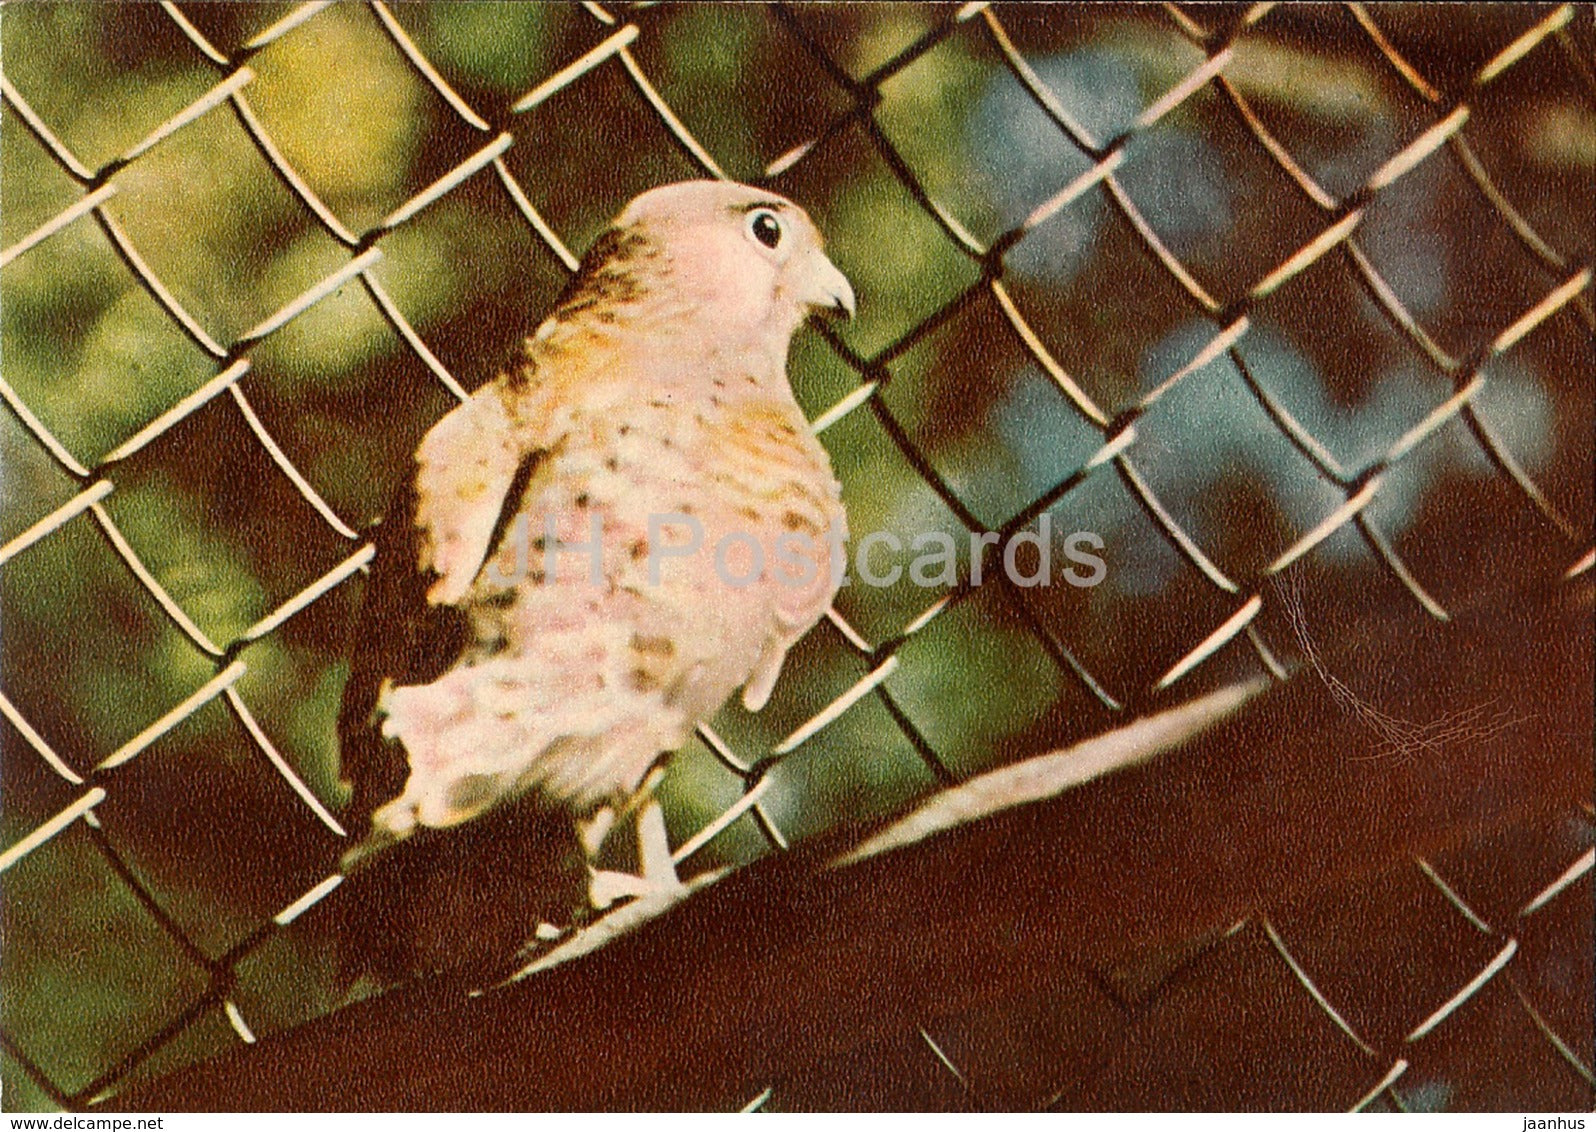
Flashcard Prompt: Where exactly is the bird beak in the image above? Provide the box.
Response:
[805,253,856,319]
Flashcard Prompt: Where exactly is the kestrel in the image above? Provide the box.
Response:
[331,181,853,983]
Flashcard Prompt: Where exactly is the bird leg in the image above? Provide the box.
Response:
[583,768,682,909]
[635,796,677,889]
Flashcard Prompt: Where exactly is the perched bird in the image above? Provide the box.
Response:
[329,181,854,986]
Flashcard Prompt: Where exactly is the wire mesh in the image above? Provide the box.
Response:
[0,0,1590,1112]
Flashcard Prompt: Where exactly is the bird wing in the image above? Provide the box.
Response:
[337,380,550,831]
[411,388,536,605]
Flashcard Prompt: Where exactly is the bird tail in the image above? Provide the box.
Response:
[316,799,590,990]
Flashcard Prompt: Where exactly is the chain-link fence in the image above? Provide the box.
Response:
[1,1,1591,1112]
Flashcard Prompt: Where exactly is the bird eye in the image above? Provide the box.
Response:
[747,210,783,250]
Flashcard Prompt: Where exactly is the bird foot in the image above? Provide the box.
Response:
[587,868,656,909]
[586,798,682,909]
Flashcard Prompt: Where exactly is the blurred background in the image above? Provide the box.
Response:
[1,1,1591,1112]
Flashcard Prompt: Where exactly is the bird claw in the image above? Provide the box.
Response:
[588,868,655,909]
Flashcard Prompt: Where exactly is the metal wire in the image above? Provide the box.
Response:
[0,1,1590,1110]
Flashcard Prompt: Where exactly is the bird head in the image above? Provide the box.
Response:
[609,181,855,345]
